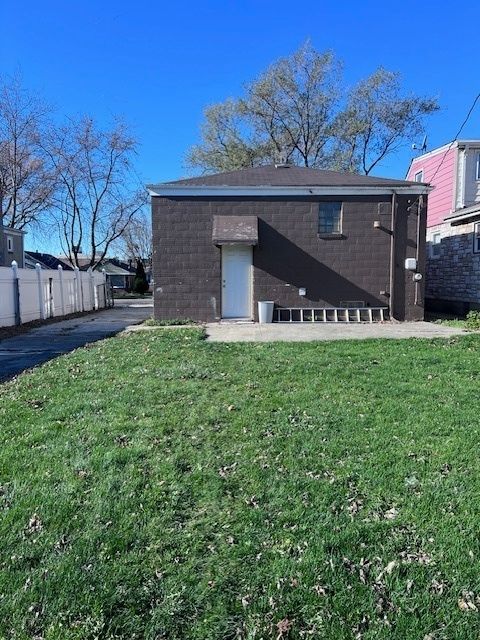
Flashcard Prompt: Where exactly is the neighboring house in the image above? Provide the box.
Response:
[25,251,74,270]
[0,224,26,268]
[98,258,136,290]
[148,164,429,323]
[406,140,480,313]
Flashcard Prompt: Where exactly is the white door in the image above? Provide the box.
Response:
[221,245,252,318]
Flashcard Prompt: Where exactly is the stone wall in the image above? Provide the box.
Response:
[426,221,480,309]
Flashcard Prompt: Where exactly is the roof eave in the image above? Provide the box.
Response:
[445,202,480,225]
[147,184,432,197]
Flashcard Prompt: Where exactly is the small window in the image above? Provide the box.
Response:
[414,170,424,183]
[318,202,342,235]
[474,223,480,253]
[430,232,442,258]
[476,154,480,181]
[6,236,13,253]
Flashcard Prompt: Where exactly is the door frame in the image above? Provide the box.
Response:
[221,244,253,319]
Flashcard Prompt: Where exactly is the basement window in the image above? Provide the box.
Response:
[6,236,13,253]
[430,232,442,258]
[318,202,342,235]
[474,223,480,253]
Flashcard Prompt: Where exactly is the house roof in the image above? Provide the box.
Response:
[100,260,136,276]
[148,165,429,196]
[163,165,424,187]
[445,201,480,225]
[25,251,74,270]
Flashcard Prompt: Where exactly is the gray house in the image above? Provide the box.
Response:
[149,165,429,323]
[0,224,25,268]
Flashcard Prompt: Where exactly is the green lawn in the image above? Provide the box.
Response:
[1,329,480,639]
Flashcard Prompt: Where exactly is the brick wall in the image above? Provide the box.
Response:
[152,195,425,322]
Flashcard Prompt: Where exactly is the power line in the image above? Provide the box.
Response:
[411,92,480,210]
[428,92,480,187]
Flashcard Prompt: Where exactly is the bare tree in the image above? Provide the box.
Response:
[116,211,152,266]
[44,117,147,269]
[0,74,54,229]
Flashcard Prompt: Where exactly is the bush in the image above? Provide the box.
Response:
[466,310,480,330]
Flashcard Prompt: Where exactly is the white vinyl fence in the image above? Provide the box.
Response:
[0,262,111,328]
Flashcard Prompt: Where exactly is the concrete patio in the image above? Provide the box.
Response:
[205,321,467,342]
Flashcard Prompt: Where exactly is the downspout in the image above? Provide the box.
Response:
[414,195,423,306]
[389,190,397,320]
[460,146,469,208]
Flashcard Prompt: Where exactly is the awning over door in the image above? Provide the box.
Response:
[212,215,258,245]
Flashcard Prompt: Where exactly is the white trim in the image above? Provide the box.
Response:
[6,235,13,253]
[148,185,431,197]
[459,146,469,208]
[445,204,480,224]
[452,145,460,212]
[456,140,480,148]
[474,222,480,254]
[408,141,459,164]
[2,227,27,236]
[407,140,480,171]
[430,232,442,259]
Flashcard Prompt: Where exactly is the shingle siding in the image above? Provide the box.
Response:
[152,194,426,322]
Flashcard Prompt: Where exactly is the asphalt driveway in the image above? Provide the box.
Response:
[0,299,152,382]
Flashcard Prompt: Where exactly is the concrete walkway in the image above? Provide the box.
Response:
[0,299,152,382]
[205,321,467,342]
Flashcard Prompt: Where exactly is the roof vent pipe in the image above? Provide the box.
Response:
[274,149,290,168]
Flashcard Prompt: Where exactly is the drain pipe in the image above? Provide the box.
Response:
[414,195,423,306]
[389,191,397,321]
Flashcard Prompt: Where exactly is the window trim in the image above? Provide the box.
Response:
[474,222,480,253]
[318,201,343,236]
[414,170,424,183]
[476,154,480,181]
[6,235,13,253]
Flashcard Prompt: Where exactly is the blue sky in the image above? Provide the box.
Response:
[1,0,479,216]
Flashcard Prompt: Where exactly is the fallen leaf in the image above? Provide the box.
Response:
[276,618,293,639]
[384,507,398,520]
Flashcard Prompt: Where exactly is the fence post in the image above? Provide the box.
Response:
[11,260,21,326]
[75,267,84,312]
[35,263,45,320]
[102,269,107,309]
[58,265,65,316]
[73,266,79,312]
[87,267,95,310]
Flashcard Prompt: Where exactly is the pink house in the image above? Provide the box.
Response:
[406,140,480,313]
